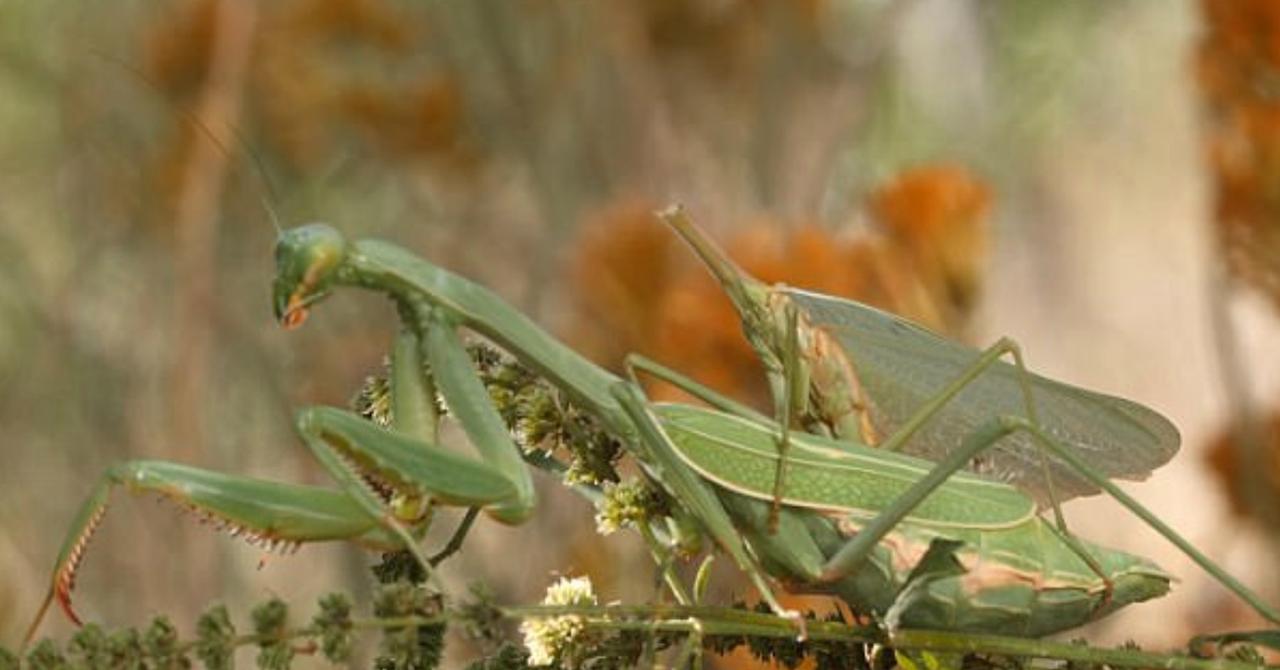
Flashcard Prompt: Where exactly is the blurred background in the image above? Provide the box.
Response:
[3,0,1280,666]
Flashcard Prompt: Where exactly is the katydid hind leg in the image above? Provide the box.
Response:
[865,335,1075,534]
[820,415,1280,626]
[876,337,1114,593]
[969,339,1114,592]
[1008,417,1280,626]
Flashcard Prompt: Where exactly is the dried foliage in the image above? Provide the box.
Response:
[1197,0,1280,552]
[141,0,476,229]
[1198,0,1280,309]
[1204,407,1280,530]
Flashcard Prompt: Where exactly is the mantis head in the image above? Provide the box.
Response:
[273,223,349,329]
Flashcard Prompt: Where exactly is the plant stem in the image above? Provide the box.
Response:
[500,604,1269,670]
[53,603,1264,670]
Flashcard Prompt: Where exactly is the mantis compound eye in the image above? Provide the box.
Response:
[273,223,348,327]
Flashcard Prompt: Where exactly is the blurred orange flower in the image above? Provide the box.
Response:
[140,0,475,227]
[1204,409,1280,532]
[1198,0,1280,310]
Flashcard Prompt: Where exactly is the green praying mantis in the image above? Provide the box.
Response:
[21,206,1280,651]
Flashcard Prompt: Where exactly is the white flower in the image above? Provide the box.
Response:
[521,576,597,667]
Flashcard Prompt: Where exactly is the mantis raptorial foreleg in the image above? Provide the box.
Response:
[21,461,404,644]
[24,324,534,646]
[624,355,770,423]
[420,308,536,525]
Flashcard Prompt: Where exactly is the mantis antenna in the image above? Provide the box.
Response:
[90,48,285,236]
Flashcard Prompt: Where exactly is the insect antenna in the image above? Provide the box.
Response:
[90,48,285,236]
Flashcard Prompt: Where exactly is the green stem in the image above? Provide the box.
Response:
[496,605,1267,670]
[33,603,1265,670]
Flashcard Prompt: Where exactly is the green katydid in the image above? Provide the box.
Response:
[656,207,1180,507]
[22,217,1279,653]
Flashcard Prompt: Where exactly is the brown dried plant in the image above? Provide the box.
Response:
[1198,0,1280,309]
[1197,0,1280,537]
[140,0,474,229]
[1204,410,1280,530]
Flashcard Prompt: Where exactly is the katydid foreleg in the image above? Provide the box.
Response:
[768,303,805,533]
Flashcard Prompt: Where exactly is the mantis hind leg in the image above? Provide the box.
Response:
[818,415,1280,626]
[624,354,769,423]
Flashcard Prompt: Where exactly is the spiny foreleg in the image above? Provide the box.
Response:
[24,460,401,646]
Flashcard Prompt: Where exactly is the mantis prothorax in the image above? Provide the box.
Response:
[22,213,1280,652]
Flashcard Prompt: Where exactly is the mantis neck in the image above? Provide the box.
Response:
[342,239,635,439]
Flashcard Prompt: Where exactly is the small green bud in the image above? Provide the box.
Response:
[67,624,109,668]
[106,628,145,670]
[374,582,445,670]
[251,598,293,670]
[0,646,17,670]
[25,639,68,670]
[195,605,236,670]
[313,593,354,663]
[144,616,190,670]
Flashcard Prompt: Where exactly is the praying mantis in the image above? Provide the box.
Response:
[21,207,1280,651]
